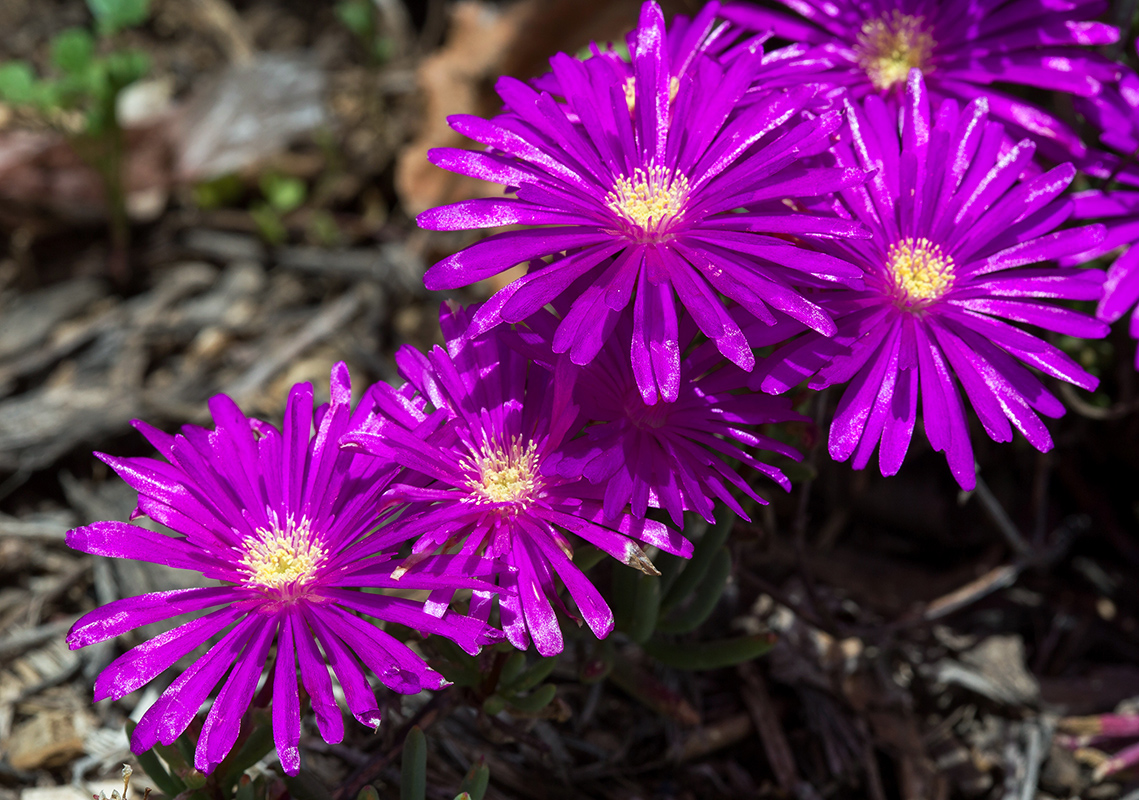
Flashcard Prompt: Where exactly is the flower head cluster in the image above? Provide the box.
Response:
[65,0,1137,779]
[344,304,694,656]
[66,365,501,775]
[756,71,1107,488]
[418,1,870,403]
[720,0,1120,158]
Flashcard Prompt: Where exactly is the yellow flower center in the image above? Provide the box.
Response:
[622,75,680,113]
[240,515,326,591]
[606,165,689,239]
[464,436,542,509]
[888,237,955,305]
[855,12,935,92]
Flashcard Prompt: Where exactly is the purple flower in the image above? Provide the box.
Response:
[417,0,869,403]
[66,365,500,775]
[720,0,1119,159]
[531,1,838,108]
[1067,185,1139,368]
[521,306,806,526]
[343,304,693,657]
[757,71,1108,489]
[1064,67,1139,367]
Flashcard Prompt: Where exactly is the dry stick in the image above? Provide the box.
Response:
[224,292,362,404]
[1058,382,1139,421]
[188,0,254,63]
[0,615,80,663]
[970,473,1032,558]
[1031,451,1052,547]
[738,662,799,793]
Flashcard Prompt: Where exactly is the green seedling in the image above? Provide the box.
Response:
[336,0,393,64]
[0,0,152,278]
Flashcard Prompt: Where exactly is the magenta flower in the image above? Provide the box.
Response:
[417,0,868,403]
[66,365,501,775]
[343,304,693,657]
[757,71,1108,489]
[522,307,805,526]
[1064,67,1139,368]
[530,1,837,108]
[720,0,1119,158]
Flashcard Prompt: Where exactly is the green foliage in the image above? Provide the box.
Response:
[336,0,374,39]
[0,0,149,137]
[51,29,95,75]
[260,172,307,214]
[643,634,776,670]
[193,174,246,210]
[128,709,278,800]
[605,513,774,675]
[87,0,150,36]
[0,62,40,105]
[249,172,309,244]
[481,650,560,716]
[401,727,428,800]
[458,760,490,800]
[336,0,393,64]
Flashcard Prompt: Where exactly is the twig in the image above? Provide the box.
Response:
[223,292,362,403]
[968,473,1032,557]
[1059,382,1139,420]
[0,511,74,541]
[922,564,1020,621]
[188,0,255,63]
[0,615,80,663]
[738,662,799,792]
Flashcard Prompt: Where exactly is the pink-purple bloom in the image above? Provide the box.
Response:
[417,1,869,404]
[1066,66,1139,367]
[343,304,693,657]
[720,0,1119,159]
[522,307,806,526]
[756,71,1108,489]
[66,365,500,775]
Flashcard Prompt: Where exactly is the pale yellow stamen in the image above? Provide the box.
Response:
[622,75,681,113]
[889,237,955,305]
[464,436,542,510]
[623,77,637,113]
[855,12,935,92]
[240,514,326,590]
[606,165,689,237]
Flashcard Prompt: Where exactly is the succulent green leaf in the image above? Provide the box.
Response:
[644,634,775,670]
[660,512,735,615]
[658,546,731,635]
[401,727,428,800]
[506,682,557,713]
[130,746,186,797]
[498,651,527,689]
[509,654,558,693]
[628,574,661,645]
[458,761,490,800]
